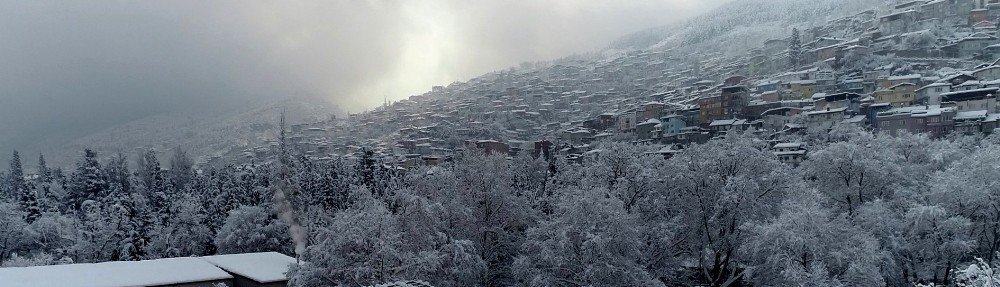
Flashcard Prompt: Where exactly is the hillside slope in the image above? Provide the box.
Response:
[613,0,893,55]
[48,97,338,167]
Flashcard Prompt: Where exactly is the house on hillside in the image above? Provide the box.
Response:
[635,118,661,141]
[941,87,1000,113]
[916,82,953,105]
[874,83,918,107]
[697,85,749,126]
[879,9,918,35]
[876,105,956,137]
[772,142,807,165]
[943,33,998,58]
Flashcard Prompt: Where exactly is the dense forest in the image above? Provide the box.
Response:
[5,125,1000,286]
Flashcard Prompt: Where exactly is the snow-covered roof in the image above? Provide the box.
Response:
[955,110,989,120]
[774,150,807,156]
[371,280,436,287]
[709,119,746,126]
[805,107,848,115]
[986,113,1000,122]
[756,80,780,86]
[638,118,661,125]
[843,115,867,123]
[917,82,950,91]
[201,252,297,284]
[773,142,803,149]
[911,106,954,117]
[0,257,233,287]
[890,82,917,89]
[887,74,922,81]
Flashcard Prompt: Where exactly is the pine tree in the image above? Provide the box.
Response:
[69,149,108,211]
[7,151,25,198]
[168,148,194,192]
[136,150,163,193]
[9,151,40,222]
[37,154,50,184]
[35,154,57,212]
[104,153,131,195]
[789,28,801,69]
[122,193,152,261]
[136,150,168,223]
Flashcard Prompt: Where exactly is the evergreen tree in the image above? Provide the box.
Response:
[168,148,194,192]
[789,28,801,69]
[37,154,50,184]
[121,193,152,261]
[68,149,108,211]
[104,153,131,196]
[9,151,40,222]
[136,150,169,223]
[136,150,163,193]
[7,151,25,199]
[35,154,57,212]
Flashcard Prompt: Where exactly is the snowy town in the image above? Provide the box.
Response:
[11,1,1000,287]
[242,0,1000,169]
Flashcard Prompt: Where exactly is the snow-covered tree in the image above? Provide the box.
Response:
[742,189,886,286]
[8,151,39,222]
[214,205,291,255]
[801,138,902,216]
[514,186,664,287]
[290,189,410,287]
[900,205,975,285]
[664,133,790,286]
[0,202,27,262]
[147,194,213,258]
[168,147,194,191]
[954,257,1000,287]
[928,145,1000,261]
[68,149,107,212]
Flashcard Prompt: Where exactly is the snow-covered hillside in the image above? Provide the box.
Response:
[47,97,339,167]
[613,0,893,55]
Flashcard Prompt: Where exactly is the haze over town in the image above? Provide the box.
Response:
[11,1,1000,287]
[0,0,722,163]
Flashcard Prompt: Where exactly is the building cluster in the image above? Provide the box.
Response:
[254,0,1000,169]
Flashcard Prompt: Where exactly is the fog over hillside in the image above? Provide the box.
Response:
[0,0,723,166]
[10,1,1000,287]
[614,0,894,54]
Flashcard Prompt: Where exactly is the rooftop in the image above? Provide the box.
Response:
[0,257,233,287]
[201,252,297,284]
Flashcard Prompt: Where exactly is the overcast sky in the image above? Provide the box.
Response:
[0,0,722,157]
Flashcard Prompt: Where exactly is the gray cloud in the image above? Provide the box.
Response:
[0,0,721,162]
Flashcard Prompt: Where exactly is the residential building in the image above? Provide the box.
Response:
[876,105,956,137]
[916,82,952,105]
[943,33,998,58]
[772,142,807,165]
[941,87,1000,113]
[874,82,918,107]
[698,85,749,126]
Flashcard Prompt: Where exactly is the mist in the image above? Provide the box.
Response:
[0,0,723,163]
